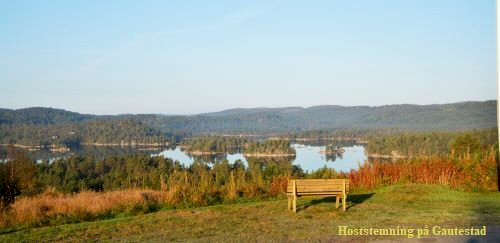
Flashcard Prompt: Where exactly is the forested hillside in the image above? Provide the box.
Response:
[129,100,498,134]
[0,120,168,146]
[0,100,496,145]
[0,107,94,125]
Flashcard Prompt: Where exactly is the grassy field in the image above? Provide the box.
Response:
[1,184,499,242]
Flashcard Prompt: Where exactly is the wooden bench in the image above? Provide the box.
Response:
[286,179,349,212]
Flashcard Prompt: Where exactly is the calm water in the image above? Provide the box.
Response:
[3,141,367,172]
[156,143,367,173]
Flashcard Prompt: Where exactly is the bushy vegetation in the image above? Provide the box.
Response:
[34,155,298,199]
[37,155,176,193]
[350,147,498,191]
[0,147,37,210]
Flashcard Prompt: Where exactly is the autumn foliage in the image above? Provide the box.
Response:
[350,147,498,191]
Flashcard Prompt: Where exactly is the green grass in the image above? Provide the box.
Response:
[1,184,499,242]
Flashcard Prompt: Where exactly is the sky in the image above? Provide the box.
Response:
[0,0,496,115]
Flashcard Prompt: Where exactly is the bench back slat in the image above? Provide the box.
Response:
[286,179,349,194]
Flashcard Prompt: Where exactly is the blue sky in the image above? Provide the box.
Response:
[0,0,496,114]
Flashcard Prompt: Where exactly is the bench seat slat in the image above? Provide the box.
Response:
[291,182,349,186]
[288,192,344,196]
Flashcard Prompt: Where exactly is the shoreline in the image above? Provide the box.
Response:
[185,151,226,156]
[319,150,345,155]
[366,153,407,159]
[183,151,295,157]
[242,153,296,157]
[1,142,169,150]
[81,142,168,147]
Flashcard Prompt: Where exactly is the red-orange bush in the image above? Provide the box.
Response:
[349,147,498,191]
[268,176,290,196]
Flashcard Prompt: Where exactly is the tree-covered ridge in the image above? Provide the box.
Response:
[0,100,496,136]
[0,107,94,125]
[244,140,296,156]
[365,128,498,157]
[180,137,248,154]
[0,119,168,146]
[135,100,497,134]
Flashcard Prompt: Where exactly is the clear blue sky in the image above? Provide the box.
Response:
[0,0,496,115]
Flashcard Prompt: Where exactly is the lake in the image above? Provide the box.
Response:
[1,140,367,172]
[156,142,367,173]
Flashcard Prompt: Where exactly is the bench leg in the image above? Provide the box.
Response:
[287,196,292,210]
[336,196,340,209]
[342,195,347,211]
[293,196,297,213]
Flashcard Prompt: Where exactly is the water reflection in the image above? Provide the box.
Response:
[157,142,367,173]
[1,140,368,172]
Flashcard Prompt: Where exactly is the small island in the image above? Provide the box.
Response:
[243,140,296,157]
[49,145,70,153]
[179,137,247,155]
[179,137,296,157]
[319,144,345,155]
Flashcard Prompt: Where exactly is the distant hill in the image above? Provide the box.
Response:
[202,107,304,117]
[139,100,497,134]
[0,107,94,125]
[0,100,497,145]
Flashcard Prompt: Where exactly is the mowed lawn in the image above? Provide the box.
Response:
[1,184,499,242]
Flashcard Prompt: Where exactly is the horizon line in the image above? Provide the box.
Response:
[0,99,496,116]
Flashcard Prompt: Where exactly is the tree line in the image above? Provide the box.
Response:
[244,140,296,155]
[180,137,248,153]
[364,128,498,157]
[0,119,170,146]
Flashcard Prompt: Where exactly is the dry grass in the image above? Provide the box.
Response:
[1,187,162,227]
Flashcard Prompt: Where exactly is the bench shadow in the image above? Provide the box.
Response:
[300,193,375,211]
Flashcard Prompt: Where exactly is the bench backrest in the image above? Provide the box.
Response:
[286,179,349,194]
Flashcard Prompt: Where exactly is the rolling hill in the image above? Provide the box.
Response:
[0,100,497,145]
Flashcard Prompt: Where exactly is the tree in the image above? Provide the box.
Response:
[0,146,36,210]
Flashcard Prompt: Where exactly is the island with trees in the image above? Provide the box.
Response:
[243,139,296,157]
[179,137,248,155]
